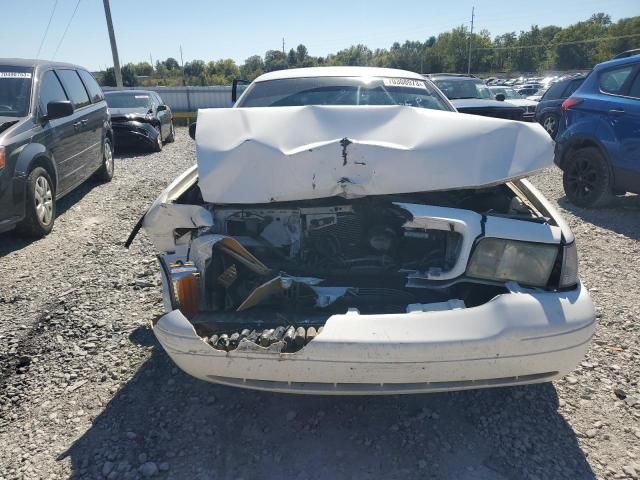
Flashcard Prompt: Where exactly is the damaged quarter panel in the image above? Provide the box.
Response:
[140,67,595,395]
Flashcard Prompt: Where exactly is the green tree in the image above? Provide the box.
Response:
[264,50,288,72]
[240,55,264,80]
[164,57,180,71]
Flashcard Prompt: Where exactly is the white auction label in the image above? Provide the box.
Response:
[0,72,32,78]
[382,78,426,89]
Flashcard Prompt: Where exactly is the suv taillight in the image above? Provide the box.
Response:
[0,147,5,169]
[561,97,583,111]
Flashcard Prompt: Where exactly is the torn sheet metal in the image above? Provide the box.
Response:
[196,105,554,204]
[142,204,213,253]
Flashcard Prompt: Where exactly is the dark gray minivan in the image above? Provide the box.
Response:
[0,59,113,237]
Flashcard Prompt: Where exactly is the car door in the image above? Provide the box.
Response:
[77,69,107,172]
[611,67,640,190]
[36,69,77,194]
[55,69,96,189]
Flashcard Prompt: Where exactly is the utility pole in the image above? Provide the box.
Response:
[467,6,475,75]
[102,0,122,87]
[282,38,285,55]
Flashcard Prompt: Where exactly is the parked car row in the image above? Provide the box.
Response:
[0,58,175,237]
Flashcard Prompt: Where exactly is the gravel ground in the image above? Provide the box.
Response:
[1,128,639,480]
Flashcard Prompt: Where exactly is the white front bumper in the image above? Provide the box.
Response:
[153,283,595,395]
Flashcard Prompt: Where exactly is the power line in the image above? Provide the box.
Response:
[52,0,82,59]
[36,0,59,59]
[474,33,640,51]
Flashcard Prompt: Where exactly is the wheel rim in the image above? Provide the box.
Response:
[566,157,599,200]
[104,140,113,174]
[34,176,53,225]
[543,116,556,134]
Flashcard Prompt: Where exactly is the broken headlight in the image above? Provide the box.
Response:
[467,238,558,288]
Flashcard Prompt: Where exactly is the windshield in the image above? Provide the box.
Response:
[237,76,452,111]
[0,66,33,117]
[432,78,492,100]
[105,93,151,109]
[489,87,523,99]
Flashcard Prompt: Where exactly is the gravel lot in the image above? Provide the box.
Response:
[1,128,639,480]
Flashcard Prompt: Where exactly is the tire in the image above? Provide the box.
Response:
[152,125,163,152]
[16,167,56,237]
[94,137,114,182]
[541,113,559,138]
[165,120,175,143]
[562,147,614,208]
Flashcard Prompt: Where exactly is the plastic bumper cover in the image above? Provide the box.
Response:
[152,283,595,395]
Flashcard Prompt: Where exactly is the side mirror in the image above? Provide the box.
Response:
[45,100,74,120]
[188,122,197,140]
[495,93,506,102]
[232,78,250,103]
[157,104,168,112]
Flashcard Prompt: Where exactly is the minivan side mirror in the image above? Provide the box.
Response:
[45,100,74,120]
[157,104,168,112]
[495,93,506,102]
[232,79,250,103]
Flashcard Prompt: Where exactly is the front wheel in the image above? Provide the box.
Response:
[562,147,613,208]
[152,126,163,152]
[165,120,175,143]
[541,113,559,138]
[16,167,56,237]
[95,137,114,182]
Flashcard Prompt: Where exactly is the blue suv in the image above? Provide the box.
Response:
[555,56,640,207]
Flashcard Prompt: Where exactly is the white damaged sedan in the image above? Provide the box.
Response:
[130,67,595,395]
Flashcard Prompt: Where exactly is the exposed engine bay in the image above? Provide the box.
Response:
[160,183,555,353]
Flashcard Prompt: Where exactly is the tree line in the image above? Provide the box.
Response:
[99,13,639,87]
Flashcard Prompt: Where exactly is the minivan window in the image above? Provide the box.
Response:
[600,66,634,95]
[0,65,33,117]
[56,69,90,108]
[77,69,104,103]
[238,77,451,111]
[38,70,68,117]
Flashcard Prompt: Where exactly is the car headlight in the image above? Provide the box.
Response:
[467,238,558,287]
[559,242,579,288]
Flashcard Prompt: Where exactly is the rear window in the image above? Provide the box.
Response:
[432,78,492,100]
[238,77,451,111]
[78,69,104,103]
[541,82,566,101]
[564,78,584,97]
[0,65,33,117]
[56,69,90,108]
[105,93,152,109]
[599,66,634,95]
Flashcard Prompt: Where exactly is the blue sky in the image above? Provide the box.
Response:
[1,0,638,71]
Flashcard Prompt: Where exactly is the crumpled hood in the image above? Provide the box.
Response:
[196,105,553,204]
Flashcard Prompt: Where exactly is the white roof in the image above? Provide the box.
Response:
[254,66,425,83]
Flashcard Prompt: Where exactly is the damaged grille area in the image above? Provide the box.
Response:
[166,192,529,353]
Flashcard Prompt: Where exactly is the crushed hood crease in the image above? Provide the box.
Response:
[195,105,553,204]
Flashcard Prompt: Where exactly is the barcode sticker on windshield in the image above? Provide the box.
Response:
[0,72,32,78]
[383,78,426,89]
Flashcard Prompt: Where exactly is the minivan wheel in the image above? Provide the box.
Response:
[541,113,559,138]
[165,121,175,143]
[95,137,114,182]
[563,147,613,208]
[16,167,56,237]
[152,126,163,152]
